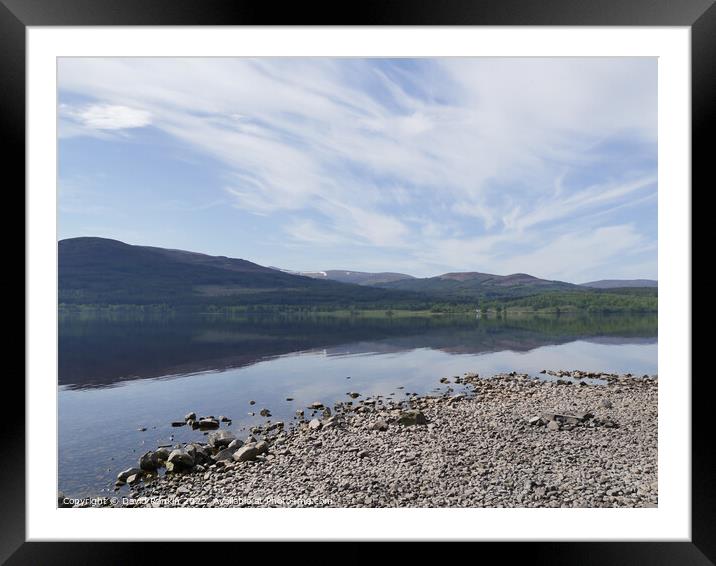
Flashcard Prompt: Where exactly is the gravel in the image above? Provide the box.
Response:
[83,371,658,508]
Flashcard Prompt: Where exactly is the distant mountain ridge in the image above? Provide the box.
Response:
[581,279,658,289]
[375,270,582,300]
[58,237,657,308]
[275,268,414,286]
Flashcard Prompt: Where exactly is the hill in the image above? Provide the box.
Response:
[58,238,424,307]
[581,279,658,289]
[375,271,581,300]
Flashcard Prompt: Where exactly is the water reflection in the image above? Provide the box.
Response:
[59,313,657,389]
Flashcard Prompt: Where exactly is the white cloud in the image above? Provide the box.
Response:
[61,103,152,131]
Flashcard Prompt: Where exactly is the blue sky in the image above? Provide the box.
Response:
[58,57,657,283]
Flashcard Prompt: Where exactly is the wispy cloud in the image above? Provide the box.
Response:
[57,57,657,281]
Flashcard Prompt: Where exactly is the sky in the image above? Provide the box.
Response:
[58,57,657,283]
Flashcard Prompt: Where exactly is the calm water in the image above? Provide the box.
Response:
[58,313,657,498]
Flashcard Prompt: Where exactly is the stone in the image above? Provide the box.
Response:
[600,399,613,409]
[308,402,324,410]
[227,439,244,450]
[184,411,197,421]
[198,418,220,429]
[167,448,195,470]
[171,421,186,427]
[116,467,143,482]
[347,392,361,399]
[397,410,427,426]
[547,420,561,431]
[308,419,322,430]
[233,445,259,462]
[528,416,543,426]
[213,448,237,462]
[126,473,142,485]
[369,419,389,431]
[259,409,271,417]
[255,440,269,455]
[208,429,236,449]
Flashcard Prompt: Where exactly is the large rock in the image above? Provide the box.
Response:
[397,410,427,426]
[139,450,160,471]
[369,419,388,431]
[233,444,259,462]
[208,430,236,449]
[308,419,322,430]
[116,467,142,482]
[184,411,197,422]
[154,447,171,462]
[167,448,195,470]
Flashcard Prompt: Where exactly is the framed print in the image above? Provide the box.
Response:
[6,0,710,561]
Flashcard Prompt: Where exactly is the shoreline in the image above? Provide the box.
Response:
[66,370,658,508]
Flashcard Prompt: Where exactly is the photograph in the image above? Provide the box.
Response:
[56,56,660,510]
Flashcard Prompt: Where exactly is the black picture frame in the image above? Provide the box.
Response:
[5,0,708,561]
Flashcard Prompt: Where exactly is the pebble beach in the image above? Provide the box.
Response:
[65,370,658,508]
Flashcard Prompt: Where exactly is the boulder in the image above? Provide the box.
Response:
[347,392,361,399]
[547,420,561,431]
[154,447,171,462]
[184,411,197,422]
[167,448,195,470]
[233,445,259,462]
[308,419,322,430]
[255,440,269,455]
[208,430,236,449]
[308,402,324,410]
[259,409,271,417]
[171,421,186,427]
[139,450,160,471]
[369,419,389,431]
[397,410,427,426]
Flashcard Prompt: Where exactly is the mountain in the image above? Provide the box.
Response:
[374,271,581,300]
[275,268,414,286]
[58,237,422,307]
[581,279,658,289]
